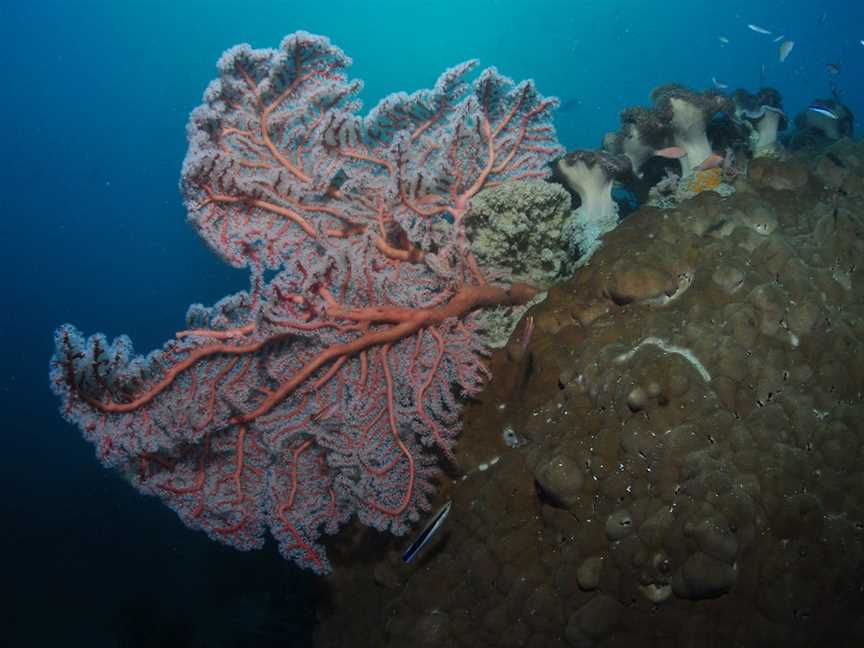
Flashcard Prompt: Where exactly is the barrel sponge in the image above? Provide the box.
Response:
[464,179,574,289]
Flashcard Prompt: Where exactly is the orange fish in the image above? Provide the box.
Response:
[654,146,687,159]
[693,154,724,172]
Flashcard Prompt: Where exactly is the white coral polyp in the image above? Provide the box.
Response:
[669,97,712,175]
[556,159,618,229]
[619,126,657,177]
[754,109,781,155]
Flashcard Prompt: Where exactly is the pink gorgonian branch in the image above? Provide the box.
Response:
[50,31,562,574]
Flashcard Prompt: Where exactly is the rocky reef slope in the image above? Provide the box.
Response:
[316,143,864,648]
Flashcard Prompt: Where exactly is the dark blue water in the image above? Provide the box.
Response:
[2,0,861,644]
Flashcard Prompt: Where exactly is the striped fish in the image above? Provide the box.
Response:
[402,500,452,563]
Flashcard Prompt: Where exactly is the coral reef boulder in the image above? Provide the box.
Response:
[314,152,864,648]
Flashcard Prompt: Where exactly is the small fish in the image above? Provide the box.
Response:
[718,35,730,45]
[402,500,452,563]
[826,63,841,75]
[773,34,785,42]
[654,146,687,159]
[779,40,794,62]
[818,12,828,25]
[860,40,864,46]
[747,24,772,35]
[808,104,839,120]
[712,76,729,89]
[558,98,582,113]
[694,154,724,172]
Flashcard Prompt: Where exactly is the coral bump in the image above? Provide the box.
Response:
[50,32,562,574]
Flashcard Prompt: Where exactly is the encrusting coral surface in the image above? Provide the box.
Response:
[316,142,864,648]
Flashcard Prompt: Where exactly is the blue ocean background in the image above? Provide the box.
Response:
[2,0,861,644]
